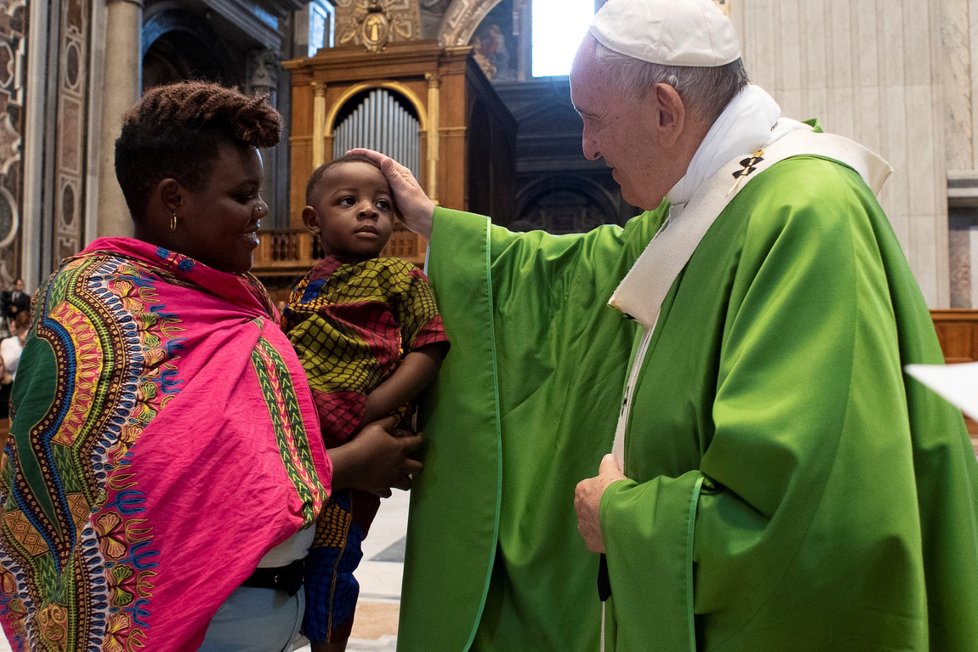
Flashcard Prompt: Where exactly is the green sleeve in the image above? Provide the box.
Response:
[398,206,666,650]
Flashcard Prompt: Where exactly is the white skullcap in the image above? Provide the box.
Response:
[589,0,741,67]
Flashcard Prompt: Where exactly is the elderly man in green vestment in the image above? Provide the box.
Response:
[355,0,978,649]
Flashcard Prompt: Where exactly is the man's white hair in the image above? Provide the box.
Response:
[590,37,749,122]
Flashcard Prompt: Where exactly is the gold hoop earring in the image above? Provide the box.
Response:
[170,212,178,232]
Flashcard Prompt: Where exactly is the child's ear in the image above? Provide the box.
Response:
[301,205,321,234]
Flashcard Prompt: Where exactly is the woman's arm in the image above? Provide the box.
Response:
[327,415,423,496]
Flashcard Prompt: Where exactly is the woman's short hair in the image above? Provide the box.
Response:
[591,38,749,123]
[114,81,282,219]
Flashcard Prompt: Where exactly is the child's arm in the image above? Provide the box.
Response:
[361,342,447,425]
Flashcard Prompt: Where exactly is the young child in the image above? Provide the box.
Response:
[283,154,450,651]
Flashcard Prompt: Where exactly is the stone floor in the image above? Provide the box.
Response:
[0,491,409,652]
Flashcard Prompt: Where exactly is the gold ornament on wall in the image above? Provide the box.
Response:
[335,0,421,52]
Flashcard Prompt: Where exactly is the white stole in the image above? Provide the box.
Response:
[607,128,893,465]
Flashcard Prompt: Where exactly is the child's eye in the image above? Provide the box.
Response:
[376,199,392,210]
[339,197,356,207]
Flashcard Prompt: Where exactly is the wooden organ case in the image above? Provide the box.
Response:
[284,41,517,266]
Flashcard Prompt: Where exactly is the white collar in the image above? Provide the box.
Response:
[667,85,806,206]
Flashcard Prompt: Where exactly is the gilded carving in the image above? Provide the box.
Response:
[438,0,494,47]
[335,0,421,52]
[438,0,730,48]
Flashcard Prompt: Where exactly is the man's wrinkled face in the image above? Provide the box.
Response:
[570,39,670,210]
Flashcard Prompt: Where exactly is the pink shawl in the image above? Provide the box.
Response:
[0,237,330,650]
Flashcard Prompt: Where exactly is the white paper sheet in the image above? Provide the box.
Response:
[905,362,978,422]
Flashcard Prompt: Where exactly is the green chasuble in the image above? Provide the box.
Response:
[400,155,978,650]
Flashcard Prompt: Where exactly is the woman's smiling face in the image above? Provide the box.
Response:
[174,142,267,274]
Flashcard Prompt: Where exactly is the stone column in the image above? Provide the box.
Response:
[97,0,142,237]
[425,72,440,204]
[312,82,327,168]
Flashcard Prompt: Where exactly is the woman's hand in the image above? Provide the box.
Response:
[327,415,423,497]
[347,148,435,239]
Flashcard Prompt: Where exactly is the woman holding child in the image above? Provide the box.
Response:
[0,82,419,651]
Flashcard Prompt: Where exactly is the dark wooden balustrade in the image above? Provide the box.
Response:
[252,225,427,280]
[928,310,978,453]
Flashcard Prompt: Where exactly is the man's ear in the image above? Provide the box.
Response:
[301,205,321,234]
[159,178,184,214]
[653,83,686,148]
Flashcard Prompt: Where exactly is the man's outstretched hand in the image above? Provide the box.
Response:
[348,148,436,239]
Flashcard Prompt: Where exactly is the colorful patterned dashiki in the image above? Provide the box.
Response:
[283,255,448,448]
[284,254,448,643]
[0,237,331,652]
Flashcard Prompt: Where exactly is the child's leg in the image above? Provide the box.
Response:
[303,489,381,648]
[312,639,350,652]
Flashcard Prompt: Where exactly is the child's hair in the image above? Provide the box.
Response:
[115,81,282,220]
[305,154,385,207]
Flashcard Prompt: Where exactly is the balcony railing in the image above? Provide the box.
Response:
[252,225,427,277]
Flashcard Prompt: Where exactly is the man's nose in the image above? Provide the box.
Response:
[582,132,600,161]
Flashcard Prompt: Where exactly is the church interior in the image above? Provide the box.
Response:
[0,2,976,649]
[10,0,977,446]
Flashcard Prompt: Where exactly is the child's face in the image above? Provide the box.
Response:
[303,161,396,260]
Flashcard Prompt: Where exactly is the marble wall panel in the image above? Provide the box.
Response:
[947,214,971,307]
[916,212,943,302]
[943,0,973,170]
[0,1,26,286]
[736,0,949,305]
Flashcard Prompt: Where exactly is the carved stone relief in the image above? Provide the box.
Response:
[334,0,421,51]
[438,0,499,47]
[0,0,25,284]
[246,48,279,97]
[439,0,731,48]
[55,0,88,263]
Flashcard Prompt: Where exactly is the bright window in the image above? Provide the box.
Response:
[531,0,595,77]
